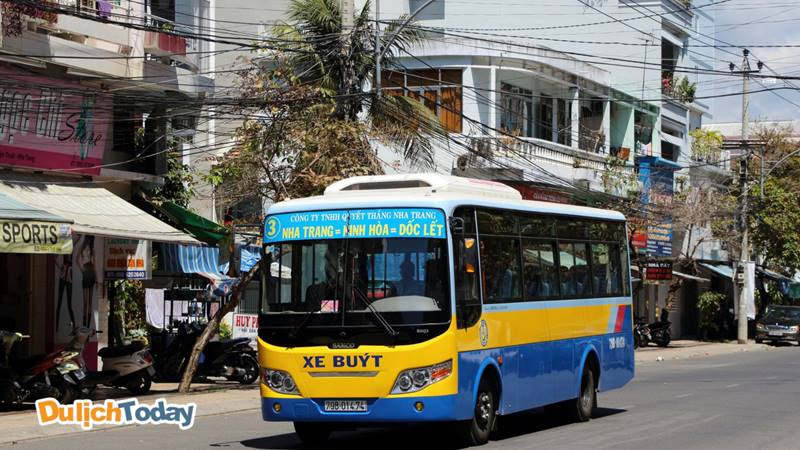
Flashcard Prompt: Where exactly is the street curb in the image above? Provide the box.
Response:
[635,341,773,364]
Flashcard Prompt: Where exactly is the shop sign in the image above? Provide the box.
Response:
[0,68,110,175]
[0,219,72,254]
[232,313,258,347]
[644,261,672,283]
[104,239,151,280]
[508,183,572,204]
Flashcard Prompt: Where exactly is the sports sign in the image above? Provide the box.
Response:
[0,219,72,254]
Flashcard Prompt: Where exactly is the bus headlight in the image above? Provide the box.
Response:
[789,325,799,333]
[756,323,766,331]
[391,360,452,394]
[262,368,299,395]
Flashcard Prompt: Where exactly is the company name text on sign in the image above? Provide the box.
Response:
[264,208,446,244]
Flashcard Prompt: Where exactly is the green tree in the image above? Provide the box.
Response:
[150,151,196,208]
[271,0,444,168]
[749,123,800,273]
[751,178,800,271]
[688,128,723,162]
[182,82,375,392]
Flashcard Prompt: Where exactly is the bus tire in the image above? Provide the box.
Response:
[568,367,596,423]
[457,378,497,446]
[293,422,331,445]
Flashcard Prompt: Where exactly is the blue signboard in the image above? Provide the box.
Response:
[638,157,676,258]
[264,208,446,244]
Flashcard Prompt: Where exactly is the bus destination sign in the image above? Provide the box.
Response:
[264,208,446,244]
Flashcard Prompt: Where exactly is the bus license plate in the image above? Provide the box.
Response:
[769,331,783,336]
[323,400,367,412]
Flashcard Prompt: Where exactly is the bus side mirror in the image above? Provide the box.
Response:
[449,217,464,234]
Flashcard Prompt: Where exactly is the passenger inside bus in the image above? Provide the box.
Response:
[489,255,514,299]
[305,256,343,313]
[394,259,424,296]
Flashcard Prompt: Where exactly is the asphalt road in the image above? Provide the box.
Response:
[7,345,800,450]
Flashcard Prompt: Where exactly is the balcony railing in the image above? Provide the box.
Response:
[56,0,133,22]
[143,14,187,56]
[662,74,697,104]
[691,149,731,172]
[459,135,628,175]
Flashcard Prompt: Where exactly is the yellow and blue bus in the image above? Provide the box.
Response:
[258,174,634,446]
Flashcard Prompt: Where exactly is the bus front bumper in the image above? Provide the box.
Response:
[261,395,461,422]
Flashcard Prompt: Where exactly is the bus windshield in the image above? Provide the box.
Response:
[262,237,450,340]
[266,237,448,314]
[260,207,451,345]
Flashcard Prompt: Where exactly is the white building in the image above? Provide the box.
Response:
[374,1,719,194]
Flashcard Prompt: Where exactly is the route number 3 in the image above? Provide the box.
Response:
[609,336,626,350]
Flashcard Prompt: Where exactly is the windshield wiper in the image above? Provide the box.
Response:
[289,310,317,339]
[350,285,399,339]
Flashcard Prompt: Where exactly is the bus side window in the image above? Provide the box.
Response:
[455,236,481,328]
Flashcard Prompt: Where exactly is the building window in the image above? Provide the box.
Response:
[382,69,463,133]
[538,95,553,141]
[409,0,444,20]
[500,83,533,138]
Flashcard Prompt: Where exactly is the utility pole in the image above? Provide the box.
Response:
[339,0,355,117]
[374,0,381,98]
[729,49,762,344]
[341,0,354,31]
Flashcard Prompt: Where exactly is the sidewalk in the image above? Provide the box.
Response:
[0,381,261,446]
[635,339,774,364]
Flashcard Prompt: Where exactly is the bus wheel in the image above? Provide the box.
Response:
[457,378,496,446]
[569,367,596,422]
[293,422,331,445]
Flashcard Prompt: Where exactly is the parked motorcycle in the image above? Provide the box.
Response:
[0,330,82,406]
[65,327,156,396]
[633,319,650,349]
[153,322,259,384]
[647,310,672,347]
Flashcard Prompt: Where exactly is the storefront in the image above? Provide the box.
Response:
[0,192,73,357]
[0,172,197,369]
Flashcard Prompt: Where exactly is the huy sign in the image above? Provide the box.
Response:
[232,314,258,346]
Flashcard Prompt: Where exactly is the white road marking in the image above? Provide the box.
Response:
[674,393,693,399]
[724,383,740,389]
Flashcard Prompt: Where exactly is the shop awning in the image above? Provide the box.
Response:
[757,267,794,283]
[159,243,230,281]
[150,201,229,245]
[0,172,197,243]
[159,243,261,277]
[672,271,710,282]
[699,262,733,279]
[757,267,800,300]
[0,192,74,254]
[0,192,70,223]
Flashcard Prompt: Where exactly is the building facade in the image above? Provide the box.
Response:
[0,0,212,364]
[374,0,722,337]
